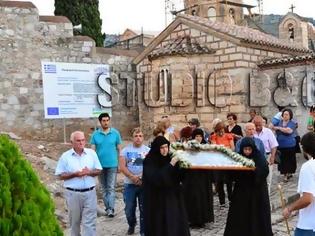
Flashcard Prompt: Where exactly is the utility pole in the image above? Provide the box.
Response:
[257,0,264,23]
[165,0,171,27]
[165,0,180,27]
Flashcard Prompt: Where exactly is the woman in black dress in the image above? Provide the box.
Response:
[226,113,243,144]
[182,128,214,228]
[224,137,272,236]
[143,136,190,236]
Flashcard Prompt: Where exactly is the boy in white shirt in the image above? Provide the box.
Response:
[283,132,315,236]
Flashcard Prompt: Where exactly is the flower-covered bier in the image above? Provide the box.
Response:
[170,140,255,168]
[170,150,192,168]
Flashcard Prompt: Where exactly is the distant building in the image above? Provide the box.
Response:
[184,0,245,25]
[246,13,315,51]
[103,34,120,47]
[183,0,315,51]
[278,12,315,51]
[105,28,159,51]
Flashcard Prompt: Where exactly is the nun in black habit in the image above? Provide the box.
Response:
[182,128,214,228]
[142,136,190,236]
[224,137,273,236]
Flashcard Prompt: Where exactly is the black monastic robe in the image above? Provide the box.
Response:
[224,138,273,236]
[142,137,190,236]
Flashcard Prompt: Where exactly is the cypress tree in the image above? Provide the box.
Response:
[0,135,63,236]
[55,0,104,47]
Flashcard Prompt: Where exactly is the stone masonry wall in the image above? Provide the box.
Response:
[254,64,315,133]
[137,22,293,137]
[0,2,138,141]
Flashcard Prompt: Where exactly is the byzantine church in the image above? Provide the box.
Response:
[128,0,315,134]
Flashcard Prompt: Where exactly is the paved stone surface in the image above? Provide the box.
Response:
[64,155,304,236]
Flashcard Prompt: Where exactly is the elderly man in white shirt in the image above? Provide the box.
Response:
[253,116,278,192]
[55,131,102,236]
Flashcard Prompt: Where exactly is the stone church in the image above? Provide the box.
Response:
[1,1,315,140]
[133,0,315,135]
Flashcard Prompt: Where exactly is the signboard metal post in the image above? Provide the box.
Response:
[63,118,67,144]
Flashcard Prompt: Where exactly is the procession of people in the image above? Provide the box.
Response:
[55,110,315,236]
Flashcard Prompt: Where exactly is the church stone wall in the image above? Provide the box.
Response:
[279,14,311,49]
[137,22,292,137]
[253,64,315,134]
[0,3,138,141]
[184,0,243,25]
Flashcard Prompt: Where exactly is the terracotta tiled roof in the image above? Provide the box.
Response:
[148,35,214,60]
[179,14,311,53]
[39,16,71,24]
[0,1,36,9]
[258,53,315,67]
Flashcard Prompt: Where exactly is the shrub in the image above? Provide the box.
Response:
[0,135,63,236]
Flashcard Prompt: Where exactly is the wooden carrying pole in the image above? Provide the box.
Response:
[277,184,291,236]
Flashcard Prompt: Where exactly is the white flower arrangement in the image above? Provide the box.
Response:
[170,140,255,168]
[171,150,192,168]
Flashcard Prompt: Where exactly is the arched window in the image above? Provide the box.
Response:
[159,69,171,103]
[228,8,235,24]
[288,23,295,42]
[208,7,216,20]
[191,9,197,16]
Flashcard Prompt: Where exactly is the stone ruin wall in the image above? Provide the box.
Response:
[0,2,139,141]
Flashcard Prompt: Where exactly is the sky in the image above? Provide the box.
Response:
[14,0,315,34]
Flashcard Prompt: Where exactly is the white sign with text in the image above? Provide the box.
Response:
[41,62,111,119]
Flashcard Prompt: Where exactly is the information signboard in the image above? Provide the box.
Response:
[41,61,111,119]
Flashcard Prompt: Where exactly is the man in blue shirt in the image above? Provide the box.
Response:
[90,113,122,217]
[119,128,149,236]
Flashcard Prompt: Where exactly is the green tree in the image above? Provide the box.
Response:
[0,135,63,236]
[55,0,104,46]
